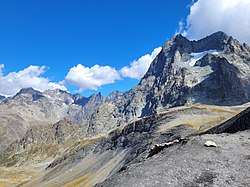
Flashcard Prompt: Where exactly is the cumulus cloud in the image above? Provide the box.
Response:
[119,47,162,79]
[0,65,66,97]
[180,0,250,44]
[65,64,121,92]
[65,47,162,92]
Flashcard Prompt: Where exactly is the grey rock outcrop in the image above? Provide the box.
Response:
[105,91,124,104]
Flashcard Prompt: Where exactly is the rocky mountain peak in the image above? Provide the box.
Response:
[204,31,229,41]
[147,31,241,77]
[43,89,74,105]
[14,87,44,101]
[96,92,103,98]
[163,31,231,56]
[87,92,104,105]
[73,93,89,106]
[105,90,124,103]
[172,33,190,43]
[192,31,230,52]
[18,87,39,94]
[43,89,69,96]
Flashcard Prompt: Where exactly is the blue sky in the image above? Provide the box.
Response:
[0,0,249,97]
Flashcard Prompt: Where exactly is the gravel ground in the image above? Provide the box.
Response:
[96,130,250,187]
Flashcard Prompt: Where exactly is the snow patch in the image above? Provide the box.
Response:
[189,50,220,66]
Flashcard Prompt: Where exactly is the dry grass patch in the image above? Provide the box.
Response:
[0,167,36,187]
[209,107,237,114]
[64,173,92,187]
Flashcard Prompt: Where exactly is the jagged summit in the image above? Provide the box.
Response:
[72,93,89,105]
[195,31,230,43]
[164,31,231,55]
[192,31,231,52]
[13,87,44,101]
[172,33,190,43]
[105,90,124,103]
[18,87,40,94]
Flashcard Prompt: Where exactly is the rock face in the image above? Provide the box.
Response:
[89,31,250,135]
[105,91,124,104]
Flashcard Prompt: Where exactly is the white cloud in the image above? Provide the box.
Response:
[65,64,121,92]
[176,20,187,36]
[181,0,250,44]
[65,47,162,92]
[0,65,66,97]
[119,47,162,79]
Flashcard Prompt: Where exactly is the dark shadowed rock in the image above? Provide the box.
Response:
[14,87,44,101]
[0,95,5,100]
[72,93,89,106]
